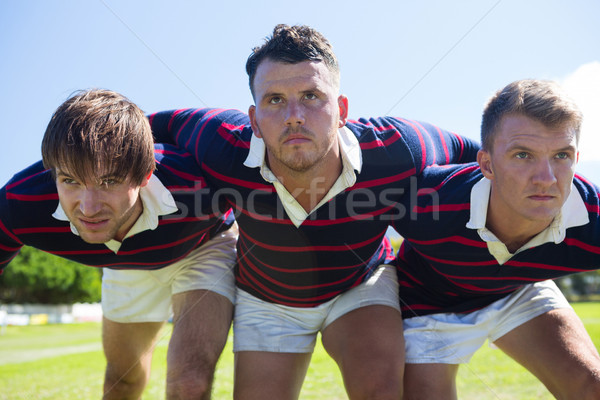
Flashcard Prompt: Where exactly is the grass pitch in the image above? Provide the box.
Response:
[0,302,598,399]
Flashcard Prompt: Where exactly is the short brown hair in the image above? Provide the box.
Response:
[245,24,340,97]
[42,89,155,186]
[481,79,582,150]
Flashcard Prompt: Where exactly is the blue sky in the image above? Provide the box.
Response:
[1,0,599,186]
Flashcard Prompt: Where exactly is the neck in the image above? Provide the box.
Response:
[114,197,144,242]
[488,226,536,253]
[485,201,550,253]
[273,157,343,213]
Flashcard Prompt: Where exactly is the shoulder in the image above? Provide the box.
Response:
[573,174,600,210]
[152,144,204,185]
[150,108,251,132]
[345,116,455,154]
[347,116,446,136]
[346,116,406,137]
[345,117,413,154]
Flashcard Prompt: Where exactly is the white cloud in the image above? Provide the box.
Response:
[562,61,600,162]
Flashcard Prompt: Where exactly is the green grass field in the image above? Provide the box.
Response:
[0,303,598,399]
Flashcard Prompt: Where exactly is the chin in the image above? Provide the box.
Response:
[79,233,112,244]
[527,210,561,224]
[283,157,315,172]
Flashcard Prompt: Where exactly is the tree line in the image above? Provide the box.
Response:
[0,246,101,304]
[0,245,598,304]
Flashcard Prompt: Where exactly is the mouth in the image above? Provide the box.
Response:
[78,218,110,230]
[283,134,311,145]
[527,195,556,201]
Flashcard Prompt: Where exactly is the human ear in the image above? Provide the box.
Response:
[140,172,152,188]
[248,105,262,138]
[477,149,494,179]
[337,95,349,128]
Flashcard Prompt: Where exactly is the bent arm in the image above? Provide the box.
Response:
[387,117,480,172]
[148,108,252,165]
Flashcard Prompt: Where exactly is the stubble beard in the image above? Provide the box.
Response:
[264,125,335,174]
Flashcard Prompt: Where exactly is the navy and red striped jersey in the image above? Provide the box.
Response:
[394,163,600,318]
[149,108,479,307]
[0,144,233,272]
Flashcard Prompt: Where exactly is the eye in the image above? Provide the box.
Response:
[62,178,77,185]
[304,93,318,100]
[99,176,123,187]
[268,96,283,104]
[515,152,529,159]
[100,178,120,186]
[555,152,569,160]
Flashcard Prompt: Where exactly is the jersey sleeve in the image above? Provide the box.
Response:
[148,108,251,166]
[573,174,600,252]
[148,108,209,147]
[0,183,25,273]
[386,117,480,173]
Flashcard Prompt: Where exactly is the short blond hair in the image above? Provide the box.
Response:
[481,79,582,150]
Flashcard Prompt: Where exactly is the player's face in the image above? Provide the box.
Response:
[478,113,578,233]
[55,169,149,243]
[248,59,348,177]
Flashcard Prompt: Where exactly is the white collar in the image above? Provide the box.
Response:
[466,177,589,251]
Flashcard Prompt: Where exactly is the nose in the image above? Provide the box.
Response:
[531,159,557,187]
[79,187,103,216]
[284,100,305,127]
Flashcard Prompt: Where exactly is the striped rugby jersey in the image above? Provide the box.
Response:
[395,162,600,318]
[149,108,479,307]
[0,144,233,272]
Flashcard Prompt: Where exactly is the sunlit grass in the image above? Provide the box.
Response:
[0,303,597,399]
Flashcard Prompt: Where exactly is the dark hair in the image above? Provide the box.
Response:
[481,79,582,150]
[42,89,155,185]
[245,24,339,97]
